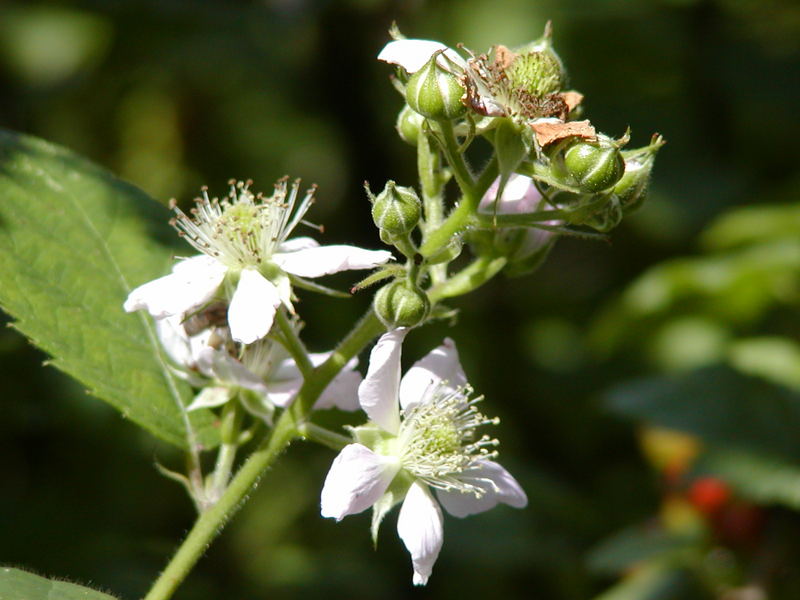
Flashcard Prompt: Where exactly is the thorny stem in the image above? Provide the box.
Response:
[145,308,385,600]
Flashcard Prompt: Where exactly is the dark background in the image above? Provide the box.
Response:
[2,0,799,598]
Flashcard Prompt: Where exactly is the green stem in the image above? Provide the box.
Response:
[143,415,297,600]
[435,119,474,195]
[428,254,508,302]
[144,309,385,600]
[274,309,313,376]
[206,400,244,505]
[418,131,444,234]
[298,421,352,451]
[419,155,498,258]
[291,309,385,420]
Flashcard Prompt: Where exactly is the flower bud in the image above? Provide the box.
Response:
[613,134,665,214]
[371,181,421,238]
[550,134,625,193]
[374,280,430,329]
[396,105,425,146]
[405,52,467,121]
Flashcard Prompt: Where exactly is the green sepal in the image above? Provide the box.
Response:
[351,422,394,448]
[288,274,350,298]
[370,472,414,546]
[350,264,406,293]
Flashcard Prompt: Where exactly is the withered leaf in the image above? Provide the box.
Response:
[530,119,596,147]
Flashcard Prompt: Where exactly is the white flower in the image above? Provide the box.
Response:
[185,336,361,419]
[320,329,527,585]
[124,179,393,344]
[479,174,561,261]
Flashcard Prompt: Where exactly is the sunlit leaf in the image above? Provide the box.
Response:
[0,129,218,449]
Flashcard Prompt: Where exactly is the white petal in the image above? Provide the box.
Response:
[359,328,408,434]
[478,174,543,215]
[271,357,304,382]
[397,481,444,586]
[124,255,226,318]
[264,377,303,408]
[315,370,362,411]
[435,459,528,518]
[278,236,320,253]
[378,39,465,73]
[273,245,393,278]
[187,386,230,411]
[155,315,194,367]
[201,348,268,395]
[228,269,281,344]
[320,444,400,521]
[399,338,467,410]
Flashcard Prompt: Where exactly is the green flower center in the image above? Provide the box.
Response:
[397,384,499,497]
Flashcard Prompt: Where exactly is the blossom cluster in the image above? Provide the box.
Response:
[121,21,660,588]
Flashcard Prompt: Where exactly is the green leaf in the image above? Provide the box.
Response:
[0,129,218,449]
[697,448,800,510]
[0,568,118,600]
[607,366,800,460]
[587,526,699,575]
[701,203,800,251]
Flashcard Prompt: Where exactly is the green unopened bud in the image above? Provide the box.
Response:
[614,134,665,214]
[374,280,430,329]
[406,52,466,121]
[550,133,626,193]
[396,105,425,146]
[370,181,421,238]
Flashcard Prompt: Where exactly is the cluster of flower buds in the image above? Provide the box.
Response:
[378,22,663,259]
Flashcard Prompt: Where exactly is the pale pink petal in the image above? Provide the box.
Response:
[277,236,320,253]
[155,314,206,368]
[435,459,527,518]
[320,444,400,521]
[359,328,409,434]
[264,378,303,408]
[272,357,304,381]
[316,370,362,411]
[399,338,467,410]
[228,268,281,344]
[273,245,393,278]
[397,481,444,586]
[378,39,465,73]
[124,255,226,318]
[478,174,543,215]
[203,348,268,396]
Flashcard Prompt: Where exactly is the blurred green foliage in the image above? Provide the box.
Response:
[1,0,799,599]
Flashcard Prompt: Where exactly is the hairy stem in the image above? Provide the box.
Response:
[274,309,313,376]
[145,307,385,600]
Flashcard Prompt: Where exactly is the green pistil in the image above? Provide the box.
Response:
[398,386,500,496]
[506,52,563,97]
